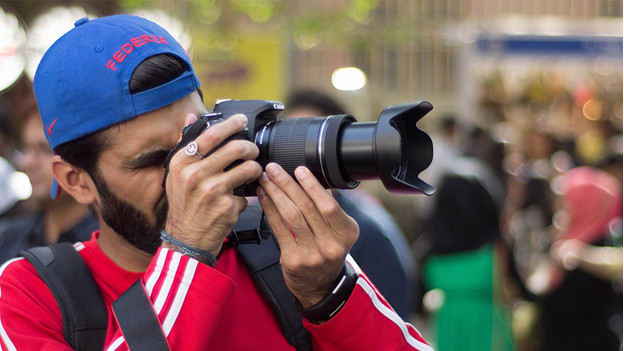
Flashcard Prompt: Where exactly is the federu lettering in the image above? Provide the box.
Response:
[105,34,170,71]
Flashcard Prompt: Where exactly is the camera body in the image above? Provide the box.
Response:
[173,99,435,197]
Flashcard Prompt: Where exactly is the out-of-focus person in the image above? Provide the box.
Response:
[0,97,18,164]
[0,156,21,216]
[284,88,418,318]
[418,127,518,351]
[527,166,622,351]
[0,97,37,219]
[0,110,98,263]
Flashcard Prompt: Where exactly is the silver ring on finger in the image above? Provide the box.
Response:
[185,141,204,159]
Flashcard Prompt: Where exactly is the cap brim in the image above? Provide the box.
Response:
[51,178,61,200]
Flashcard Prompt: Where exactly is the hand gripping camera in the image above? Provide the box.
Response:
[166,99,435,197]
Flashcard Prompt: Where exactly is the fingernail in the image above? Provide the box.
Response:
[295,166,307,179]
[238,114,248,125]
[259,172,269,184]
[266,163,280,176]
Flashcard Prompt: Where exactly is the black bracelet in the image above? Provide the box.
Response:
[295,262,358,323]
[160,230,218,267]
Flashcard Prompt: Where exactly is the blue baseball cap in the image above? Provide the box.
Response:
[33,15,201,199]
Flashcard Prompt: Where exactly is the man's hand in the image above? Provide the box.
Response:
[257,163,359,308]
[163,113,263,257]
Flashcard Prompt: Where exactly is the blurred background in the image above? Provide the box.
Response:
[0,1,621,350]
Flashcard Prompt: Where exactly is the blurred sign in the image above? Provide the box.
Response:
[476,34,623,58]
[193,35,286,106]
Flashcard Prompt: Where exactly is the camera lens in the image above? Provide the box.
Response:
[210,99,434,196]
[254,114,359,190]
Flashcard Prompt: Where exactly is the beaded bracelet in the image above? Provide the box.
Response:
[160,230,218,267]
[295,262,358,323]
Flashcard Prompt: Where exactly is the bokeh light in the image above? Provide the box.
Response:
[331,66,367,91]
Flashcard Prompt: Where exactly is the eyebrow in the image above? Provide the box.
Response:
[124,149,171,169]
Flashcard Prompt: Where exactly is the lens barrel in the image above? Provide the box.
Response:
[255,114,359,190]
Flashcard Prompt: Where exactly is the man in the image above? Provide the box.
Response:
[0,15,431,350]
[0,111,98,263]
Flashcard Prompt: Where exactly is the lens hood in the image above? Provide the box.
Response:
[375,101,435,195]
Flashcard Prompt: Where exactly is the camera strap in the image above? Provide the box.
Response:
[226,205,271,247]
[112,280,170,350]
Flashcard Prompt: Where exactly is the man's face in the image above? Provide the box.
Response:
[93,92,207,254]
[19,115,54,203]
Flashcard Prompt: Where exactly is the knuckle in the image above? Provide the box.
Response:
[282,209,304,225]
[298,199,317,214]
[349,220,360,236]
[318,201,339,217]
[323,242,345,261]
[177,166,196,184]
[299,252,324,268]
[220,196,238,212]
[227,140,247,155]
[243,161,263,177]
[198,178,221,197]
[201,129,222,148]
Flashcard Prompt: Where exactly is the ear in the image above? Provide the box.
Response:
[51,155,98,205]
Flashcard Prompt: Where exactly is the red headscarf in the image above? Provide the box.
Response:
[559,166,621,244]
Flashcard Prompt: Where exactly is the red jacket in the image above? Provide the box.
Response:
[0,232,432,350]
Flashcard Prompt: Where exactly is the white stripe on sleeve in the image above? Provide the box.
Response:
[357,278,434,351]
[153,251,182,314]
[162,258,198,335]
[145,248,169,296]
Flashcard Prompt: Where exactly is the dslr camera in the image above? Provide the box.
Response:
[170,99,435,197]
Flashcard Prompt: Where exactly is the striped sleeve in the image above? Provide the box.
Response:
[304,256,433,351]
[106,248,236,351]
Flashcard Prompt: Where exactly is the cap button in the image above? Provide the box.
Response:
[74,17,89,27]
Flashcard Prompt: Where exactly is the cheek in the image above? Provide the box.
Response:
[131,170,165,199]
[105,169,165,206]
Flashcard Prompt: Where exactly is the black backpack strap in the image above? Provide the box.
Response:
[20,242,108,351]
[227,204,271,247]
[236,226,312,351]
[113,280,170,350]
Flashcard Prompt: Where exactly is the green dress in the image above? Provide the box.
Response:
[422,243,516,351]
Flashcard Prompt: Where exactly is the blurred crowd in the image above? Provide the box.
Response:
[414,109,622,351]
[1,77,622,350]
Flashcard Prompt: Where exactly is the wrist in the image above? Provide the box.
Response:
[295,262,358,324]
[160,230,219,267]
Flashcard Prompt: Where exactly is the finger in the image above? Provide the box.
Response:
[258,171,316,247]
[198,139,259,172]
[196,113,247,153]
[294,166,358,237]
[185,113,198,126]
[221,159,263,190]
[264,163,329,234]
[256,185,297,250]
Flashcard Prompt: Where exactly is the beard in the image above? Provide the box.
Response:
[93,172,168,255]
